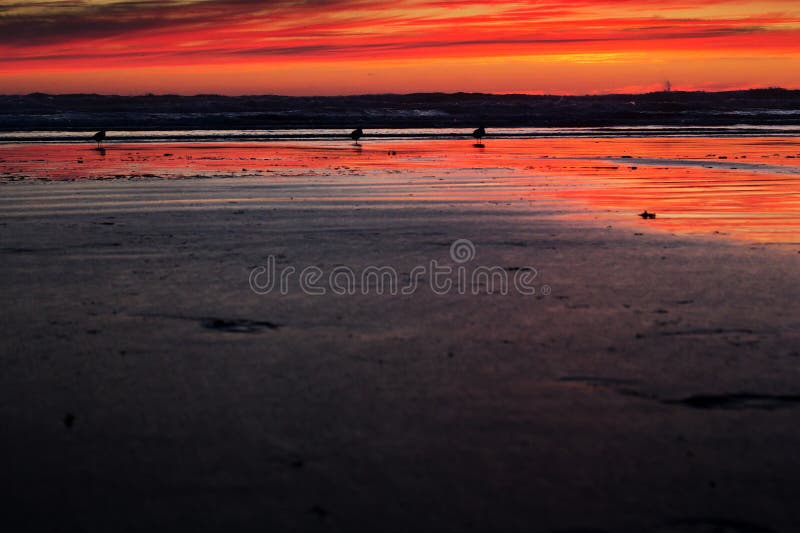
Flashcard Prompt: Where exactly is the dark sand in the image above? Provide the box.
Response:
[2,142,800,532]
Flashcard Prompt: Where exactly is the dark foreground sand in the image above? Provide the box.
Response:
[1,176,800,533]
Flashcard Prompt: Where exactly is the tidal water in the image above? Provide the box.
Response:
[1,135,799,244]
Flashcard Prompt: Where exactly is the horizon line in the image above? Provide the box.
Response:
[5,87,798,99]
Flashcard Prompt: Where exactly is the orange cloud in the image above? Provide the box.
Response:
[1,0,799,94]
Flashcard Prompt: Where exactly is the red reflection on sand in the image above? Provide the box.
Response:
[1,137,799,243]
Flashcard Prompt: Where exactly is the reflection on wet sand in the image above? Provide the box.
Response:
[1,136,798,243]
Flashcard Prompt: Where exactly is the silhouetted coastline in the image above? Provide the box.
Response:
[2,88,799,132]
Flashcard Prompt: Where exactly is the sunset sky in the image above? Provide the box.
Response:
[1,0,799,95]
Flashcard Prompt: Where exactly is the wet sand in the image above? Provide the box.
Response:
[1,139,800,532]
[3,136,800,242]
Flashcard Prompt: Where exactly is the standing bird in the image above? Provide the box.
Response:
[350,128,363,145]
[92,130,106,148]
[472,126,486,144]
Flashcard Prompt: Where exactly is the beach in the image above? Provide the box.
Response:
[2,137,800,532]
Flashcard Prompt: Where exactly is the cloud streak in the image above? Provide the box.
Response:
[1,0,799,93]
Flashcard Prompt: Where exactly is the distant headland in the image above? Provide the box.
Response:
[1,88,799,131]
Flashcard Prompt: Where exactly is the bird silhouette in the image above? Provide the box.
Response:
[350,128,364,145]
[92,130,106,148]
[472,126,486,145]
[639,210,656,219]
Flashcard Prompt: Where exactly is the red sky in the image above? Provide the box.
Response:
[1,0,799,95]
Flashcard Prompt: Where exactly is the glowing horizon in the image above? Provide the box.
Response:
[2,0,799,95]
